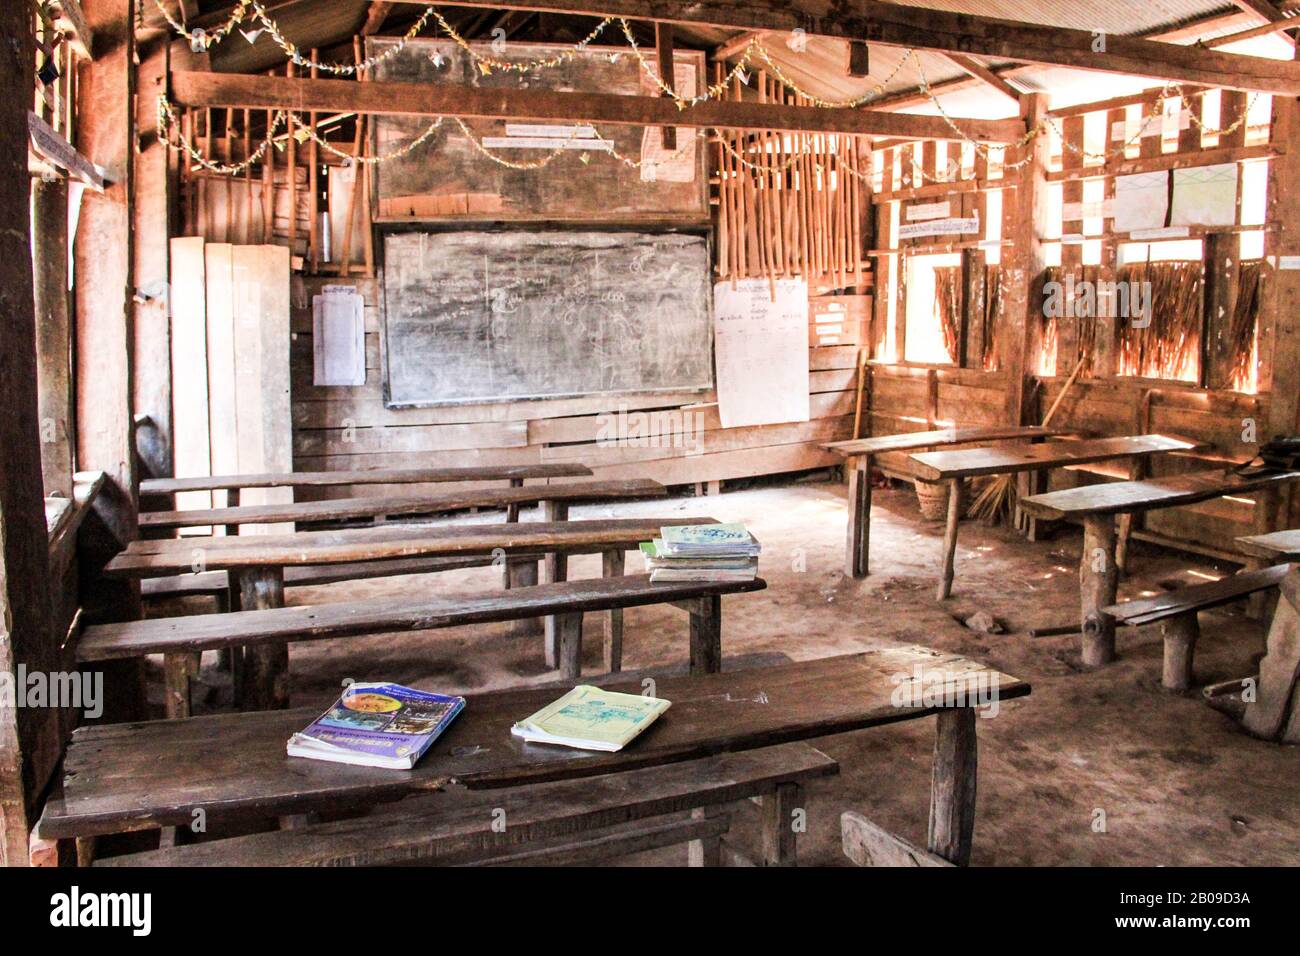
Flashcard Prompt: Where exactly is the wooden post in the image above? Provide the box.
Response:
[846,454,872,578]
[1000,93,1051,427]
[602,549,625,672]
[1160,613,1200,691]
[688,594,723,675]
[234,567,289,709]
[687,806,723,867]
[555,612,584,682]
[760,781,803,866]
[0,0,59,867]
[936,478,963,600]
[75,0,139,549]
[541,499,570,667]
[1080,514,1119,667]
[163,652,202,718]
[655,23,676,152]
[133,36,174,482]
[928,708,977,866]
[31,178,74,498]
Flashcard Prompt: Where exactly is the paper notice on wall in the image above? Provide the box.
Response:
[1170,163,1239,228]
[713,278,810,429]
[897,216,980,241]
[639,61,698,183]
[313,286,366,386]
[906,201,951,221]
[1113,171,1169,233]
[1062,198,1114,222]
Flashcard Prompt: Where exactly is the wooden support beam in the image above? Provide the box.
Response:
[942,53,1020,102]
[53,0,95,59]
[0,0,59,867]
[169,71,1026,142]
[656,22,676,151]
[361,1,395,36]
[384,0,1300,94]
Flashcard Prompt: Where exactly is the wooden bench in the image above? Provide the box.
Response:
[909,434,1200,600]
[140,555,499,609]
[97,744,837,867]
[1019,468,1300,668]
[37,649,1029,870]
[822,426,1073,579]
[78,574,767,713]
[138,478,667,532]
[1102,564,1291,690]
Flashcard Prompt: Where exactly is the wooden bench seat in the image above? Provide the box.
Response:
[1102,563,1291,690]
[96,743,837,867]
[140,464,594,497]
[140,555,504,607]
[79,575,767,714]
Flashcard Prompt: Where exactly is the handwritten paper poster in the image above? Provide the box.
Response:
[1171,163,1239,228]
[713,278,810,429]
[313,285,366,386]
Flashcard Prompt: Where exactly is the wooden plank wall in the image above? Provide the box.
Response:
[290,277,861,496]
[862,88,1280,556]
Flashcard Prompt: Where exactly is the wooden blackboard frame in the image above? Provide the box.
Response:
[378,227,716,410]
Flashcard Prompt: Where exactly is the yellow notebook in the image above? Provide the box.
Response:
[511,685,671,752]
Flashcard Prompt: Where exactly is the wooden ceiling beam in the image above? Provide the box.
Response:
[52,0,95,58]
[380,0,1300,94]
[169,69,1027,141]
[941,53,1020,102]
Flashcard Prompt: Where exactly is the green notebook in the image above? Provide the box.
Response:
[511,685,671,752]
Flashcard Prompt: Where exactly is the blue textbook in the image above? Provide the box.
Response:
[287,682,465,770]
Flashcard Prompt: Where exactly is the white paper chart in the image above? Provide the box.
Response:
[313,286,366,387]
[713,278,810,429]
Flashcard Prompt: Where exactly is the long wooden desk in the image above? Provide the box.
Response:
[1020,468,1300,667]
[911,435,1200,600]
[38,648,1029,866]
[138,478,666,531]
[140,464,593,497]
[822,426,1073,578]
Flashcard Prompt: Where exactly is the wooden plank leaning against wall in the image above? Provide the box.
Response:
[861,82,1300,557]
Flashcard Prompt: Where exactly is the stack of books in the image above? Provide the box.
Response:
[639,523,760,583]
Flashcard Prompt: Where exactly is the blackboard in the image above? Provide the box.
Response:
[380,230,714,408]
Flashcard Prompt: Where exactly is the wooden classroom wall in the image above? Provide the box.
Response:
[290,276,862,497]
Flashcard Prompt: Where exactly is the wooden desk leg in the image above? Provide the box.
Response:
[1161,612,1200,691]
[1080,514,1119,668]
[163,651,202,719]
[1247,486,1283,619]
[541,499,570,668]
[688,806,724,867]
[937,479,963,601]
[225,488,240,537]
[846,454,872,579]
[760,781,804,867]
[689,594,723,675]
[1024,469,1046,542]
[555,612,584,682]
[234,566,289,710]
[602,549,625,673]
[928,707,976,867]
[505,477,523,524]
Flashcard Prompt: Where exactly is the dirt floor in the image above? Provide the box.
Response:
[159,473,1300,866]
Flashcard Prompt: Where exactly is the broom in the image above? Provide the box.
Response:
[969,354,1086,524]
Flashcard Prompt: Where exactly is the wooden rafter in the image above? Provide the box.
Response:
[52,0,94,58]
[941,53,1019,102]
[382,0,1300,94]
[169,69,1028,141]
